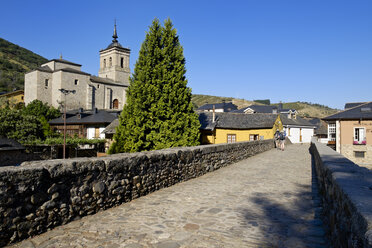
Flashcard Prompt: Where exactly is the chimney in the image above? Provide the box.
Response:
[212,105,216,123]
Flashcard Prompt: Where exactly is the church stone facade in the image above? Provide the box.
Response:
[24,24,130,111]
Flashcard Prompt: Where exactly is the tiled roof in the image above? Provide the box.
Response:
[233,105,296,114]
[90,76,129,87]
[50,59,82,67]
[57,67,91,76]
[102,119,119,134]
[344,102,366,109]
[199,112,278,131]
[34,65,53,73]
[307,118,328,135]
[280,114,316,127]
[323,102,372,121]
[49,109,118,125]
[0,90,24,97]
[197,102,238,112]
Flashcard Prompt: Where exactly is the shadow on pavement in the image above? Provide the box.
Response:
[237,150,330,248]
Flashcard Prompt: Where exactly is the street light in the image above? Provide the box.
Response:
[59,88,76,159]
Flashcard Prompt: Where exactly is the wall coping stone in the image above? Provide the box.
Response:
[0,139,274,246]
[311,138,372,247]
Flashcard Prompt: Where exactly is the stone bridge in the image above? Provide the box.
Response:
[2,140,372,247]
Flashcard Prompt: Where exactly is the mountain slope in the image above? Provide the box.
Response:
[191,94,260,110]
[192,94,339,118]
[0,38,48,92]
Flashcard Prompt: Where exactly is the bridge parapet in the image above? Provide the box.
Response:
[0,139,274,247]
[311,138,372,247]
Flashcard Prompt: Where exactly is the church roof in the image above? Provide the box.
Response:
[57,67,91,76]
[50,58,81,67]
[34,65,53,73]
[90,76,129,87]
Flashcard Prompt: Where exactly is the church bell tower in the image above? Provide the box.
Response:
[98,21,130,84]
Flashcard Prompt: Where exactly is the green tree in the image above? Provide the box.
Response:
[109,18,200,153]
[22,99,61,138]
[0,108,42,143]
[22,99,60,120]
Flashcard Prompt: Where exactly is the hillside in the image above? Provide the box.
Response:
[192,94,260,110]
[192,94,339,118]
[0,38,48,92]
[274,101,339,118]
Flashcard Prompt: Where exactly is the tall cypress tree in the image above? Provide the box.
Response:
[109,19,200,153]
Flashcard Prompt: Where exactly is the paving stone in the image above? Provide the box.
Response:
[8,144,329,248]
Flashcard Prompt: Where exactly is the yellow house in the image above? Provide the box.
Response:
[0,90,24,108]
[198,112,283,144]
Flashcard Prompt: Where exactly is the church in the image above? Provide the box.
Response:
[24,23,130,111]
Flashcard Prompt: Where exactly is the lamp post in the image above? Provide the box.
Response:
[59,88,76,159]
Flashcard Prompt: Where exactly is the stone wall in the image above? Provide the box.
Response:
[0,139,274,246]
[310,139,372,247]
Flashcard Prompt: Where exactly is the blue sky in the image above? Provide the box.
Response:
[1,0,371,109]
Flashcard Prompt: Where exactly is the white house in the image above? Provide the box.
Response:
[280,114,316,143]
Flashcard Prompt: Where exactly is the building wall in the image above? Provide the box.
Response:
[203,115,283,144]
[87,127,106,139]
[98,48,130,84]
[37,71,53,105]
[59,71,90,110]
[213,128,272,144]
[339,120,372,166]
[200,130,215,144]
[285,126,314,143]
[24,71,39,105]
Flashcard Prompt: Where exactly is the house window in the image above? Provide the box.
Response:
[74,79,79,85]
[250,134,259,141]
[109,57,112,67]
[97,84,100,89]
[103,59,106,68]
[328,123,336,141]
[354,127,366,144]
[45,79,49,87]
[354,151,365,158]
[227,134,236,143]
[121,57,124,68]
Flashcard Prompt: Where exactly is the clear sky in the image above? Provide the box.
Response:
[1,0,371,109]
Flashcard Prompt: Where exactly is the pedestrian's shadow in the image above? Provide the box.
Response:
[236,150,330,247]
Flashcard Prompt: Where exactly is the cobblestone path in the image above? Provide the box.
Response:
[10,144,328,248]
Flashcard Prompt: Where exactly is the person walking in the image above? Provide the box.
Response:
[279,131,286,151]
[274,129,280,149]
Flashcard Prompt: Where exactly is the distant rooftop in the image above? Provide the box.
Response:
[197,102,238,112]
[323,102,372,120]
[199,112,278,131]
